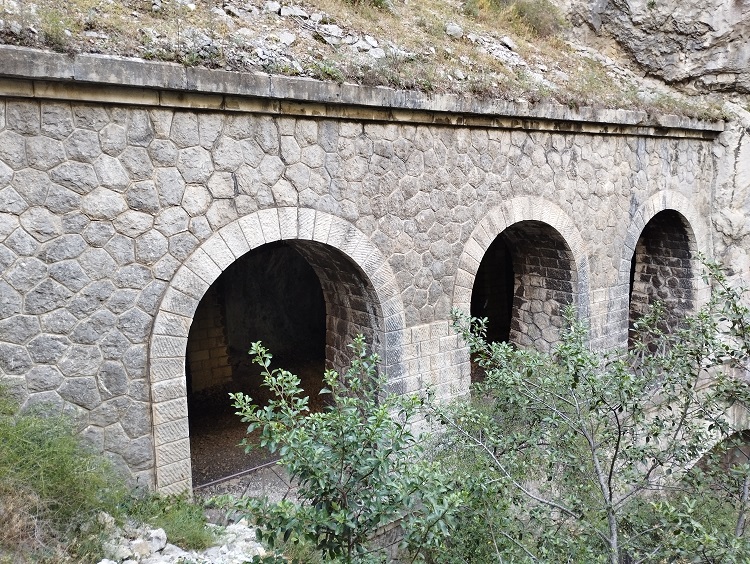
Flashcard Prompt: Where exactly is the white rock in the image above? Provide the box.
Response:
[319,24,343,37]
[365,35,378,48]
[131,538,153,558]
[97,512,117,533]
[278,31,296,45]
[263,1,280,13]
[161,543,188,557]
[454,68,466,80]
[280,5,308,17]
[149,528,168,553]
[500,35,517,51]
[370,48,386,59]
[445,22,463,38]
[103,538,134,561]
[353,39,371,52]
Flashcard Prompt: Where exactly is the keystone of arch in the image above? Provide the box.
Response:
[453,196,591,319]
[148,207,406,493]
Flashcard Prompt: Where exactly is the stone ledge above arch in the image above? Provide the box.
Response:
[453,196,591,321]
[148,207,406,493]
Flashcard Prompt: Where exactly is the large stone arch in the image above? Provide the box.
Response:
[148,208,405,493]
[610,191,711,348]
[454,196,591,346]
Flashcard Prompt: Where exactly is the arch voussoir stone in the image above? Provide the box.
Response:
[238,214,266,248]
[185,249,222,286]
[278,207,299,240]
[148,208,405,492]
[258,208,282,242]
[297,207,316,239]
[218,221,251,258]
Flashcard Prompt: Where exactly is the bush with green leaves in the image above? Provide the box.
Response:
[0,389,215,561]
[428,261,750,563]
[227,335,463,563]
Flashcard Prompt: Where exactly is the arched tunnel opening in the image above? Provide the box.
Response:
[186,242,326,485]
[471,221,578,379]
[628,210,694,347]
[186,240,382,486]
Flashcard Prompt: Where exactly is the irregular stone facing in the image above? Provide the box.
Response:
[0,50,735,492]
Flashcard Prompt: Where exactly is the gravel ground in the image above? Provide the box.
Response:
[189,360,326,488]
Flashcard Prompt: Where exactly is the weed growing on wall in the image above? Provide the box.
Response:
[226,335,463,562]
[427,261,750,562]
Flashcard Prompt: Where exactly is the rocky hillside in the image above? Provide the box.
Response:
[0,0,747,119]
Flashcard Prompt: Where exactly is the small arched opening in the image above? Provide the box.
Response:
[471,220,579,367]
[628,210,695,346]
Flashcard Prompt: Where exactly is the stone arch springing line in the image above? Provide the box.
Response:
[147,208,405,493]
[612,191,711,349]
[454,197,591,352]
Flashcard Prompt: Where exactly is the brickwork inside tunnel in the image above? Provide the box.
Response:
[629,210,695,343]
[185,285,232,394]
[472,221,578,353]
[290,241,383,373]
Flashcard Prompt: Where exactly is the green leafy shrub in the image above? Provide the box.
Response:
[226,335,462,562]
[428,261,750,563]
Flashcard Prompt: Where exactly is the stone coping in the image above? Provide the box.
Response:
[0,45,725,137]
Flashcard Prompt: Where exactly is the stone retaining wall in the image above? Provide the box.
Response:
[0,46,741,493]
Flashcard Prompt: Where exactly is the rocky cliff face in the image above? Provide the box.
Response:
[576,0,750,93]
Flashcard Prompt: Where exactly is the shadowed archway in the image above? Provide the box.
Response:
[148,208,405,493]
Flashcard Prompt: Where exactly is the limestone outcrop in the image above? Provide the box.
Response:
[575,0,750,92]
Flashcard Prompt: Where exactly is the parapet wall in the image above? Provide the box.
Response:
[0,46,741,493]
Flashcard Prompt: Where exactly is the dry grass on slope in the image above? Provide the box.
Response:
[0,0,727,119]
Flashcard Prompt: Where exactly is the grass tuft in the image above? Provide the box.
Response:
[0,387,215,560]
[124,494,216,550]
